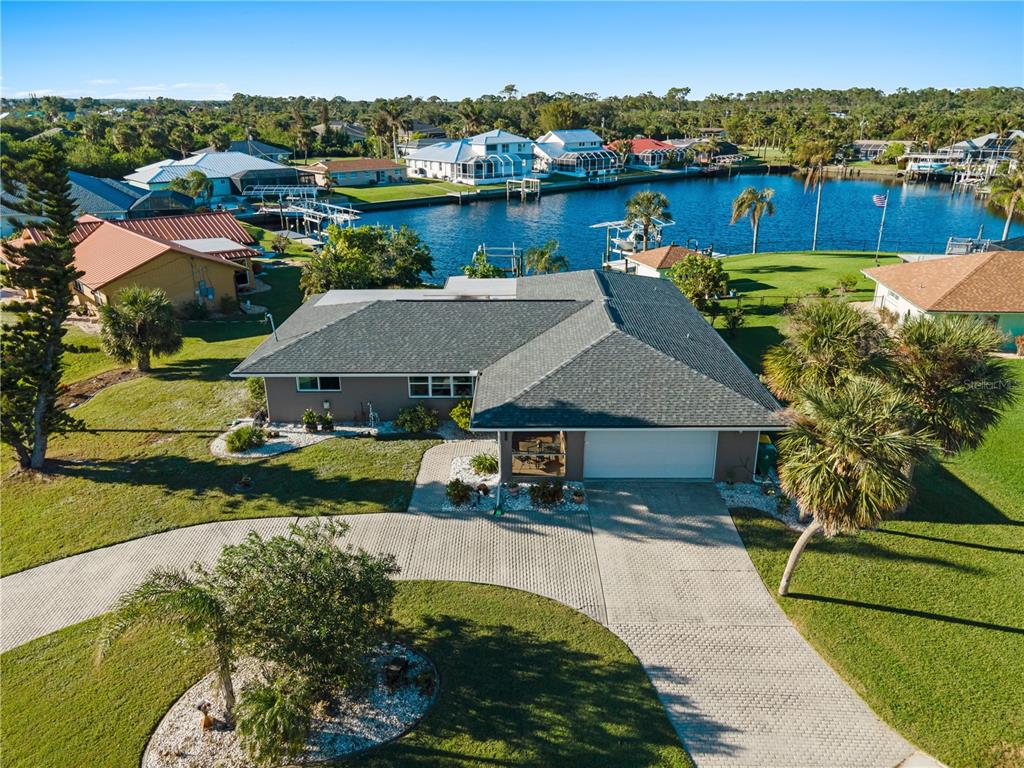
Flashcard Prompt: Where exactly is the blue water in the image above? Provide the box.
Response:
[359,174,1020,279]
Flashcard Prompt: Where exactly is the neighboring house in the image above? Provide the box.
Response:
[850,140,913,161]
[301,158,406,188]
[125,151,311,200]
[233,270,785,481]
[398,120,446,141]
[607,137,677,169]
[939,130,1024,161]
[863,251,1024,348]
[698,127,727,139]
[312,120,366,142]
[533,129,617,178]
[606,243,700,278]
[666,137,740,158]
[66,171,197,220]
[405,130,535,185]
[2,220,247,310]
[397,137,447,157]
[195,139,292,163]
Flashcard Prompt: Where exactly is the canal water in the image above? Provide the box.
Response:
[358,174,1020,279]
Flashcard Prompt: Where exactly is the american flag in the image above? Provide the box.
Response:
[872,193,888,208]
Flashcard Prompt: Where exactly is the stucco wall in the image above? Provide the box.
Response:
[714,430,760,482]
[263,376,463,424]
[92,251,239,309]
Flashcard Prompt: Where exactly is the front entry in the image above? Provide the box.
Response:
[583,430,717,479]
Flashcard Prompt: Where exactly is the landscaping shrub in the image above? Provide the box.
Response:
[725,306,746,335]
[835,273,858,294]
[446,479,472,506]
[450,399,472,431]
[177,299,210,320]
[815,286,831,298]
[301,409,319,431]
[247,377,267,412]
[528,479,564,506]
[1016,334,1024,357]
[395,404,439,434]
[469,453,498,475]
[318,411,334,430]
[227,425,267,453]
[220,295,240,315]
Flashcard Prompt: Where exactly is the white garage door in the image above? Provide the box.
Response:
[584,430,717,479]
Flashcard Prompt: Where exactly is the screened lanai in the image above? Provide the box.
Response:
[454,153,522,182]
[549,149,618,175]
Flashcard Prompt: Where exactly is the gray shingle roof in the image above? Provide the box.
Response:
[233,270,785,429]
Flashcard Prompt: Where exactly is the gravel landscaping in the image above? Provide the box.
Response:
[144,644,437,767]
[716,479,808,530]
[442,453,589,514]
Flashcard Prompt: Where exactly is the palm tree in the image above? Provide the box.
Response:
[730,187,776,254]
[524,239,569,274]
[99,286,184,372]
[624,190,672,251]
[763,301,890,401]
[989,167,1024,241]
[456,101,485,135]
[612,139,634,167]
[776,377,936,595]
[377,100,406,162]
[791,139,835,251]
[96,568,237,717]
[169,169,213,202]
[892,314,1019,454]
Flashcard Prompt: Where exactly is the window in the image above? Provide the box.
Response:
[408,375,475,398]
[296,376,341,391]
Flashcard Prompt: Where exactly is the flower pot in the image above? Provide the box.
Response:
[571,492,585,504]
[506,485,520,496]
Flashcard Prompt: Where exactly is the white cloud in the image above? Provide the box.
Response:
[85,78,118,86]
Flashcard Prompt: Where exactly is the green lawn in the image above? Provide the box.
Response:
[732,359,1024,768]
[0,582,692,768]
[2,266,437,575]
[716,250,900,370]
[241,222,316,259]
[332,179,504,204]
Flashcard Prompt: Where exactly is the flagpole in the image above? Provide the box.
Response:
[874,194,888,266]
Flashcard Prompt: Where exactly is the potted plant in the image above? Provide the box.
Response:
[571,487,585,504]
[301,409,318,432]
[505,480,520,497]
[319,410,334,432]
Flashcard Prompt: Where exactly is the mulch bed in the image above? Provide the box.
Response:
[58,368,142,409]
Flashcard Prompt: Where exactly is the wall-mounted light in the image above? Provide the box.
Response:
[322,400,331,411]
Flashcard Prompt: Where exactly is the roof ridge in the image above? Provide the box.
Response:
[930,250,1000,308]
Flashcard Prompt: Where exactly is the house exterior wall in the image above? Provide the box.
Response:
[713,430,760,482]
[871,282,926,319]
[327,167,405,187]
[262,375,465,424]
[80,251,239,309]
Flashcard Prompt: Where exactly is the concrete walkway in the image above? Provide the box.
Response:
[1,442,939,767]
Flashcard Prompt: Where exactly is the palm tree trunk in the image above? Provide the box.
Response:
[778,519,822,596]
[137,349,151,373]
[751,213,759,254]
[1002,199,1016,241]
[219,662,236,720]
[812,177,823,251]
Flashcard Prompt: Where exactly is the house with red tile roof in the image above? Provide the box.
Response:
[605,137,678,169]
[863,250,1024,349]
[606,243,704,278]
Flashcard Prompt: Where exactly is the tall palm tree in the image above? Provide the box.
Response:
[989,167,1024,241]
[456,101,485,135]
[613,139,634,168]
[763,301,890,401]
[377,100,407,162]
[524,239,569,274]
[624,190,672,251]
[96,568,237,717]
[99,286,183,372]
[776,377,936,595]
[730,187,776,254]
[791,139,835,251]
[169,169,213,202]
[892,314,1019,454]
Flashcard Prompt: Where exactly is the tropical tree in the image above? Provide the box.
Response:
[98,286,183,372]
[892,314,1019,454]
[762,301,890,401]
[210,130,232,151]
[377,99,407,161]
[776,377,936,595]
[524,239,569,274]
[299,224,432,294]
[624,190,672,251]
[538,100,580,133]
[989,167,1024,241]
[235,673,313,767]
[96,568,238,717]
[456,100,485,135]
[666,253,728,312]
[0,143,84,469]
[169,125,195,159]
[169,169,213,202]
[462,250,506,278]
[791,138,836,251]
[612,138,634,167]
[730,186,776,254]
[692,137,722,165]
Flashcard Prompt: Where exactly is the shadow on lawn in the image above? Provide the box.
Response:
[353,613,714,767]
[150,356,243,382]
[47,453,414,513]
[904,459,1023,527]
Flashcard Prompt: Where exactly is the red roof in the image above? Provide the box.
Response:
[605,138,674,154]
[628,243,701,270]
[103,212,256,246]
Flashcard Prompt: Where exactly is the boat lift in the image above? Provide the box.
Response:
[471,244,525,276]
[590,217,675,264]
[254,197,361,241]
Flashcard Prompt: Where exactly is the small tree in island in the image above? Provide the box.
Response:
[99,285,183,372]
[0,142,84,470]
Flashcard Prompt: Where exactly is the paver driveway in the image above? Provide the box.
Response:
[1,442,933,767]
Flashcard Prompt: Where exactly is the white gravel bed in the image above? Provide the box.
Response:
[442,455,500,512]
[716,480,809,531]
[144,644,436,768]
[501,481,588,513]
[442,451,589,514]
[210,421,348,460]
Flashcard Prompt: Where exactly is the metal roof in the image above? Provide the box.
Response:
[125,151,293,184]
[67,171,143,217]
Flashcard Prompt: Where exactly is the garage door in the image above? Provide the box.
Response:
[583,430,717,479]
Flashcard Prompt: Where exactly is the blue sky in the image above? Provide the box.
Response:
[2,1,1021,101]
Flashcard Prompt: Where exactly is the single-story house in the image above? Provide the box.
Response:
[313,121,366,142]
[232,270,785,481]
[67,171,197,220]
[533,129,617,178]
[939,130,1024,161]
[301,158,406,188]
[195,139,292,163]
[2,219,247,310]
[863,250,1024,349]
[397,137,447,157]
[405,129,535,185]
[607,137,677,169]
[606,243,700,278]
[850,140,913,161]
[125,152,312,201]
[399,120,446,141]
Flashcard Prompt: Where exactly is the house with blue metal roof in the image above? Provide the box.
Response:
[405,129,535,185]
[125,151,309,201]
[534,129,618,179]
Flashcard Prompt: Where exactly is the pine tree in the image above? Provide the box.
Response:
[1,142,84,469]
